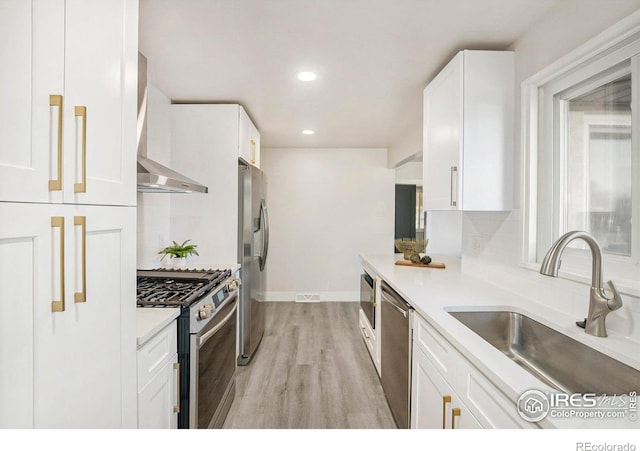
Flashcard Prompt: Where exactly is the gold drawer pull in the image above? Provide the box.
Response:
[51,216,65,312]
[48,95,63,191]
[74,106,87,193]
[74,216,86,303]
[442,395,451,429]
[451,407,461,429]
[361,327,370,340]
[173,363,180,413]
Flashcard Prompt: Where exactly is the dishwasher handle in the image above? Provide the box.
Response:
[381,284,412,317]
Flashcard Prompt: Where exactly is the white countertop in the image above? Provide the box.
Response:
[360,253,640,429]
[136,308,180,347]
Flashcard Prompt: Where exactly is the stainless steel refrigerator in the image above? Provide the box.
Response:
[237,161,268,365]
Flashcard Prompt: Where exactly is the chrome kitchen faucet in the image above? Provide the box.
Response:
[539,231,623,337]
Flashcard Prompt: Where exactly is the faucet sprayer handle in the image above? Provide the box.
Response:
[606,280,623,311]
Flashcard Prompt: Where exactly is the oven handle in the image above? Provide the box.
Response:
[197,295,238,347]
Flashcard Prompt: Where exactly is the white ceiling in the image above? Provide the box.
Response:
[139,0,560,150]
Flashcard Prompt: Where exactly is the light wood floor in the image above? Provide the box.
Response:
[223,302,397,429]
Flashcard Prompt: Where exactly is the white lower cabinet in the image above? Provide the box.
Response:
[411,313,535,429]
[412,346,480,429]
[137,321,178,429]
[358,308,378,372]
[0,202,136,428]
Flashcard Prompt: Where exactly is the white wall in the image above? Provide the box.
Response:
[137,84,172,269]
[395,161,422,185]
[460,1,640,340]
[387,116,422,168]
[261,148,394,301]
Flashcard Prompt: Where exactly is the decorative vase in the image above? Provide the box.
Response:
[173,257,187,269]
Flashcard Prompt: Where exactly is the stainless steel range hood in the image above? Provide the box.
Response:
[137,156,208,193]
[137,52,208,194]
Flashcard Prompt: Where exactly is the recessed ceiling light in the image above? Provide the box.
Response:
[302,130,315,135]
[297,72,317,81]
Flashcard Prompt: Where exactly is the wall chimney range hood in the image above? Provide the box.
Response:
[137,52,208,194]
[137,156,208,193]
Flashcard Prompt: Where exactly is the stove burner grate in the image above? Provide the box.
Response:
[136,269,232,308]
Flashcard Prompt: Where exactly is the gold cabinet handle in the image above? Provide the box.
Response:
[173,362,180,413]
[442,395,451,429]
[373,277,379,307]
[451,407,461,429]
[250,139,256,164]
[361,327,370,340]
[51,217,65,312]
[48,95,63,191]
[74,216,86,303]
[74,106,87,193]
[450,166,458,207]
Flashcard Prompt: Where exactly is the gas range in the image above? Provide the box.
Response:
[136,268,239,429]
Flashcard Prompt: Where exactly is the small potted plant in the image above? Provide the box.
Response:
[158,240,199,268]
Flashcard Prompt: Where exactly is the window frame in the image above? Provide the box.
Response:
[521,13,640,296]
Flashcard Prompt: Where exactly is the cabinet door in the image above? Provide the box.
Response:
[239,106,260,167]
[0,0,65,203]
[138,356,178,429]
[423,52,463,211]
[249,119,260,168]
[35,205,136,428]
[62,0,137,206]
[0,203,62,427]
[412,345,449,428]
[411,345,481,429]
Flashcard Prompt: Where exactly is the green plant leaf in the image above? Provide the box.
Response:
[158,239,199,260]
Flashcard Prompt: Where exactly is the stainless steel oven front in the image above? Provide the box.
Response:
[189,289,238,429]
[360,272,375,329]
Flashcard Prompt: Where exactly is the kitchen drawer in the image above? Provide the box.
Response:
[413,313,453,379]
[359,308,378,370]
[137,321,177,389]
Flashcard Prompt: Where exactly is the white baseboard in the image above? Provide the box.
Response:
[264,291,359,302]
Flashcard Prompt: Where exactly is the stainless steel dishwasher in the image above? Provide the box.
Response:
[380,281,413,429]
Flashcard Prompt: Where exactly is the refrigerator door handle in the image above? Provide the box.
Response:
[260,200,269,271]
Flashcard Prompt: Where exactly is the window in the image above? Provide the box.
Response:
[561,69,633,257]
[523,26,640,292]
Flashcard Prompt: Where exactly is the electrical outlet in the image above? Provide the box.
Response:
[471,234,486,257]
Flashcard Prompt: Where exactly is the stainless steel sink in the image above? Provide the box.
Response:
[449,310,640,395]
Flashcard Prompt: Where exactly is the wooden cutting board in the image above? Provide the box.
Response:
[395,260,446,269]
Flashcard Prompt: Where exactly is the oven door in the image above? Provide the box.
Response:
[360,273,375,329]
[189,293,238,429]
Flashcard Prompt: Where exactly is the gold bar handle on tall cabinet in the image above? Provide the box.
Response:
[450,166,458,207]
[74,106,87,193]
[442,395,451,429]
[451,407,461,429]
[173,362,180,413]
[74,216,86,303]
[51,216,65,312]
[48,95,63,191]
[250,139,256,164]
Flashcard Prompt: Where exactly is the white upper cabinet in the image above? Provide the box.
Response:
[423,50,514,211]
[0,0,64,204]
[0,0,137,206]
[62,0,138,206]
[239,106,261,168]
